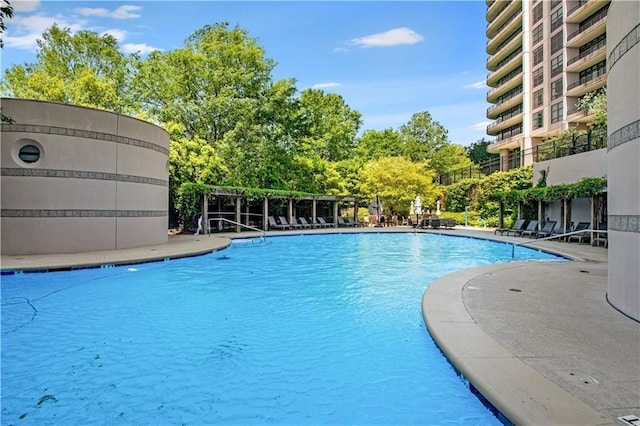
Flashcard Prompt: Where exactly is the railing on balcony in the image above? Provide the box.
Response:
[488,47,522,77]
[488,8,522,38]
[567,38,606,66]
[567,68,607,90]
[487,87,523,115]
[567,9,606,42]
[487,108,523,132]
[438,128,607,185]
[567,0,589,18]
[495,125,523,142]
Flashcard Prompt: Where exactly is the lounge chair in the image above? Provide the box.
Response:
[441,219,456,229]
[510,220,538,237]
[279,216,303,229]
[592,224,608,247]
[268,216,289,230]
[292,216,312,229]
[495,219,526,235]
[317,217,337,228]
[533,221,557,238]
[346,217,364,227]
[337,217,354,227]
[566,222,591,244]
[299,217,318,229]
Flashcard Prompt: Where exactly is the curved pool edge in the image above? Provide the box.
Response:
[0,235,232,274]
[422,262,614,426]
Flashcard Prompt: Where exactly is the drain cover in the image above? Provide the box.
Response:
[509,288,522,292]
[618,415,640,426]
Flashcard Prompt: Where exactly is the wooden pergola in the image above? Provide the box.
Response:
[200,188,359,232]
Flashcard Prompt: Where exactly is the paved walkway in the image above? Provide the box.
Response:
[1,227,638,425]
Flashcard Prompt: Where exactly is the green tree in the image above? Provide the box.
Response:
[355,128,404,162]
[466,138,499,164]
[1,25,138,112]
[298,88,362,162]
[357,156,440,215]
[576,88,607,130]
[1,0,13,48]
[133,23,275,145]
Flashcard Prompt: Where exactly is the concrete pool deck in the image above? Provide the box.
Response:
[1,227,638,425]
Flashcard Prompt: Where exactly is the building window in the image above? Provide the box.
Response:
[533,2,543,23]
[533,67,544,87]
[551,78,563,100]
[550,30,563,54]
[550,54,563,77]
[550,7,563,32]
[18,145,41,163]
[533,89,544,108]
[533,46,544,66]
[533,24,544,45]
[551,101,563,123]
[550,0,562,10]
[579,60,606,81]
[533,110,544,129]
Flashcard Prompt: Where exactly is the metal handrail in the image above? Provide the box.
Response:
[511,229,608,258]
[207,217,266,240]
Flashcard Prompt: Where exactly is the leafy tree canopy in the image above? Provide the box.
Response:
[466,138,499,164]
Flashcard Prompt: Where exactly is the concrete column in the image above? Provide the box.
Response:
[203,193,208,234]
[262,197,269,231]
[235,197,242,233]
[312,200,317,224]
[564,199,572,234]
[500,149,511,171]
[606,1,640,320]
[288,198,294,224]
[333,201,339,225]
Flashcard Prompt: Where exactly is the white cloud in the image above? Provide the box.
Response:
[4,14,84,49]
[470,121,492,130]
[312,82,341,89]
[464,81,487,89]
[10,0,40,13]
[75,5,142,19]
[121,43,162,55]
[102,28,128,41]
[333,47,348,53]
[351,27,424,48]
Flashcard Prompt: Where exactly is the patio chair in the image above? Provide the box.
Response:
[279,216,303,229]
[299,217,319,229]
[566,222,591,244]
[510,220,538,237]
[346,217,364,227]
[292,216,312,229]
[495,219,526,235]
[268,216,289,230]
[337,217,354,227]
[533,221,557,238]
[592,224,608,247]
[317,217,337,228]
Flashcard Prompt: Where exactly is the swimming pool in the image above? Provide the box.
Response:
[1,233,561,424]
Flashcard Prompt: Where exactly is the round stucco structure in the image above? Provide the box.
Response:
[1,98,169,255]
[606,2,640,321]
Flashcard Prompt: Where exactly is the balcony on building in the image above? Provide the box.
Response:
[566,9,608,48]
[566,0,611,24]
[486,0,511,23]
[487,109,524,135]
[566,38,606,72]
[487,71,523,103]
[487,48,522,83]
[486,6,522,40]
[566,106,595,124]
[487,87,523,119]
[566,69,607,97]
[486,129,523,154]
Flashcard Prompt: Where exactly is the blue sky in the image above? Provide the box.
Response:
[2,0,492,146]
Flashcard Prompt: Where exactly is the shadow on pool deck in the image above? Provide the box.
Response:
[1,227,638,425]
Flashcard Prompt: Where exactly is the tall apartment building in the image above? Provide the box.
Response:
[485,0,609,169]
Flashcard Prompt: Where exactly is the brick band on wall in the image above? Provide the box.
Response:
[1,168,169,187]
[0,210,167,218]
[608,215,640,233]
[608,23,640,70]
[608,119,640,151]
[0,123,169,155]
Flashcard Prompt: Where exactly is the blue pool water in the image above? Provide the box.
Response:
[1,233,561,425]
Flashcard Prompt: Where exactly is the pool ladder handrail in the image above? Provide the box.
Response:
[207,217,266,241]
[511,228,608,258]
